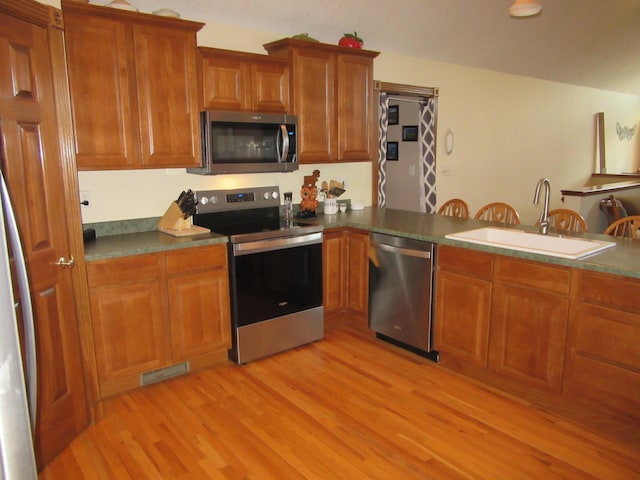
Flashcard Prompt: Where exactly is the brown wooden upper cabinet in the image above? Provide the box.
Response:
[263,39,379,164]
[62,1,203,170]
[199,47,290,113]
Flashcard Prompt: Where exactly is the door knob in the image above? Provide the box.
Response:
[54,255,75,268]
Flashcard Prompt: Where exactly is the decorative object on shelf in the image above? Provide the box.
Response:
[388,105,399,125]
[509,0,542,17]
[291,33,319,42]
[157,190,209,236]
[338,31,363,49]
[152,8,180,18]
[106,0,139,12]
[617,122,637,141]
[402,125,418,142]
[297,170,320,218]
[386,141,399,161]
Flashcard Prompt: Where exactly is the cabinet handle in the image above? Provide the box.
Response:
[54,255,75,268]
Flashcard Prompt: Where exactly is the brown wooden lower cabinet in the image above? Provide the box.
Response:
[435,245,640,422]
[565,269,640,416]
[323,228,369,320]
[86,244,231,398]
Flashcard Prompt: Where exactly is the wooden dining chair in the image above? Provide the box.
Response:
[603,215,640,239]
[437,198,469,219]
[473,202,520,225]
[546,208,588,233]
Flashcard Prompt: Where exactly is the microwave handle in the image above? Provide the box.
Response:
[278,124,290,163]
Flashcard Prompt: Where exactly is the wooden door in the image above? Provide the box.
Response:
[86,254,169,398]
[200,53,250,111]
[251,60,290,113]
[64,10,138,169]
[166,245,231,361]
[434,270,492,366]
[337,53,375,161]
[323,230,346,313]
[0,10,88,467]
[489,284,569,393]
[291,47,335,163]
[345,230,369,316]
[133,22,201,168]
[434,246,493,366]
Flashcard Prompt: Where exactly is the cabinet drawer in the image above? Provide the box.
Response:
[495,256,570,295]
[437,245,493,279]
[574,269,640,312]
[87,253,159,287]
[165,244,228,276]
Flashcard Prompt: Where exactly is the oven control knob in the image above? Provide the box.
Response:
[199,196,208,205]
[209,195,218,204]
[262,192,270,200]
[271,191,279,200]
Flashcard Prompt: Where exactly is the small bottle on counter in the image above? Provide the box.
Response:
[283,191,293,223]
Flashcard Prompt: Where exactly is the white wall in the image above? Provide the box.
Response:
[374,52,639,225]
[41,0,640,226]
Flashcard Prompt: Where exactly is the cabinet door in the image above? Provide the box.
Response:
[292,48,335,163]
[201,54,250,111]
[0,11,89,466]
[87,255,168,398]
[434,270,492,366]
[251,61,290,113]
[345,230,369,316]
[337,53,375,161]
[133,23,201,167]
[168,268,231,360]
[322,231,346,313]
[489,284,568,393]
[64,11,138,169]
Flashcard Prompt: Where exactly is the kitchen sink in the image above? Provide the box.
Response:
[445,227,615,259]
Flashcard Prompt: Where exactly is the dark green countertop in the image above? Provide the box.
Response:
[84,230,228,261]
[301,207,640,280]
[84,207,640,279]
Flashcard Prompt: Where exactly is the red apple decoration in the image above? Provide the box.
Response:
[339,31,363,49]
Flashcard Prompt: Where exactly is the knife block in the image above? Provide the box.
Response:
[158,202,191,231]
[156,202,211,238]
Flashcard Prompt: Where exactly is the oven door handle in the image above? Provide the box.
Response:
[233,232,322,256]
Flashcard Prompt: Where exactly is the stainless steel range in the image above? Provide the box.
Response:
[192,186,323,364]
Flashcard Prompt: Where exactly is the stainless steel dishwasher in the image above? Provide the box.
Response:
[368,232,439,362]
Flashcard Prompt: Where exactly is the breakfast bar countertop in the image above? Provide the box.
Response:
[301,207,640,280]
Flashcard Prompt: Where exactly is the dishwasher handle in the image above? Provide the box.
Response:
[371,240,432,259]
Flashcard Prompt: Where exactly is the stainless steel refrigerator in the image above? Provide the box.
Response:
[0,170,38,479]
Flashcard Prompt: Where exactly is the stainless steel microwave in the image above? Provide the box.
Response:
[188,110,298,175]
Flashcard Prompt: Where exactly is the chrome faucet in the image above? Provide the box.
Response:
[533,178,551,234]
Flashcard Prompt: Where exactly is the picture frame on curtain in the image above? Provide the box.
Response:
[402,125,418,141]
[386,142,399,161]
[388,105,399,125]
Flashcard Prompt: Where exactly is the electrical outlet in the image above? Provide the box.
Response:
[80,191,91,207]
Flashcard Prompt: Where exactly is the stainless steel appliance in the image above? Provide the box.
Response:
[192,186,323,364]
[188,110,298,175]
[368,232,439,361]
[0,171,38,478]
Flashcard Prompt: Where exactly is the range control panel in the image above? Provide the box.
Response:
[194,186,281,213]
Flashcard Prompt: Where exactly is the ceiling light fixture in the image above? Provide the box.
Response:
[509,0,542,17]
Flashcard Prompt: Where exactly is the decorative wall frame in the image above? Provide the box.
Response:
[402,125,418,141]
[388,105,399,125]
[386,141,399,160]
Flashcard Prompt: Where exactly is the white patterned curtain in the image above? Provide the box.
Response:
[377,93,389,207]
[419,98,437,213]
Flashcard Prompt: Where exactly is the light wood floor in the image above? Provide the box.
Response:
[40,320,640,479]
